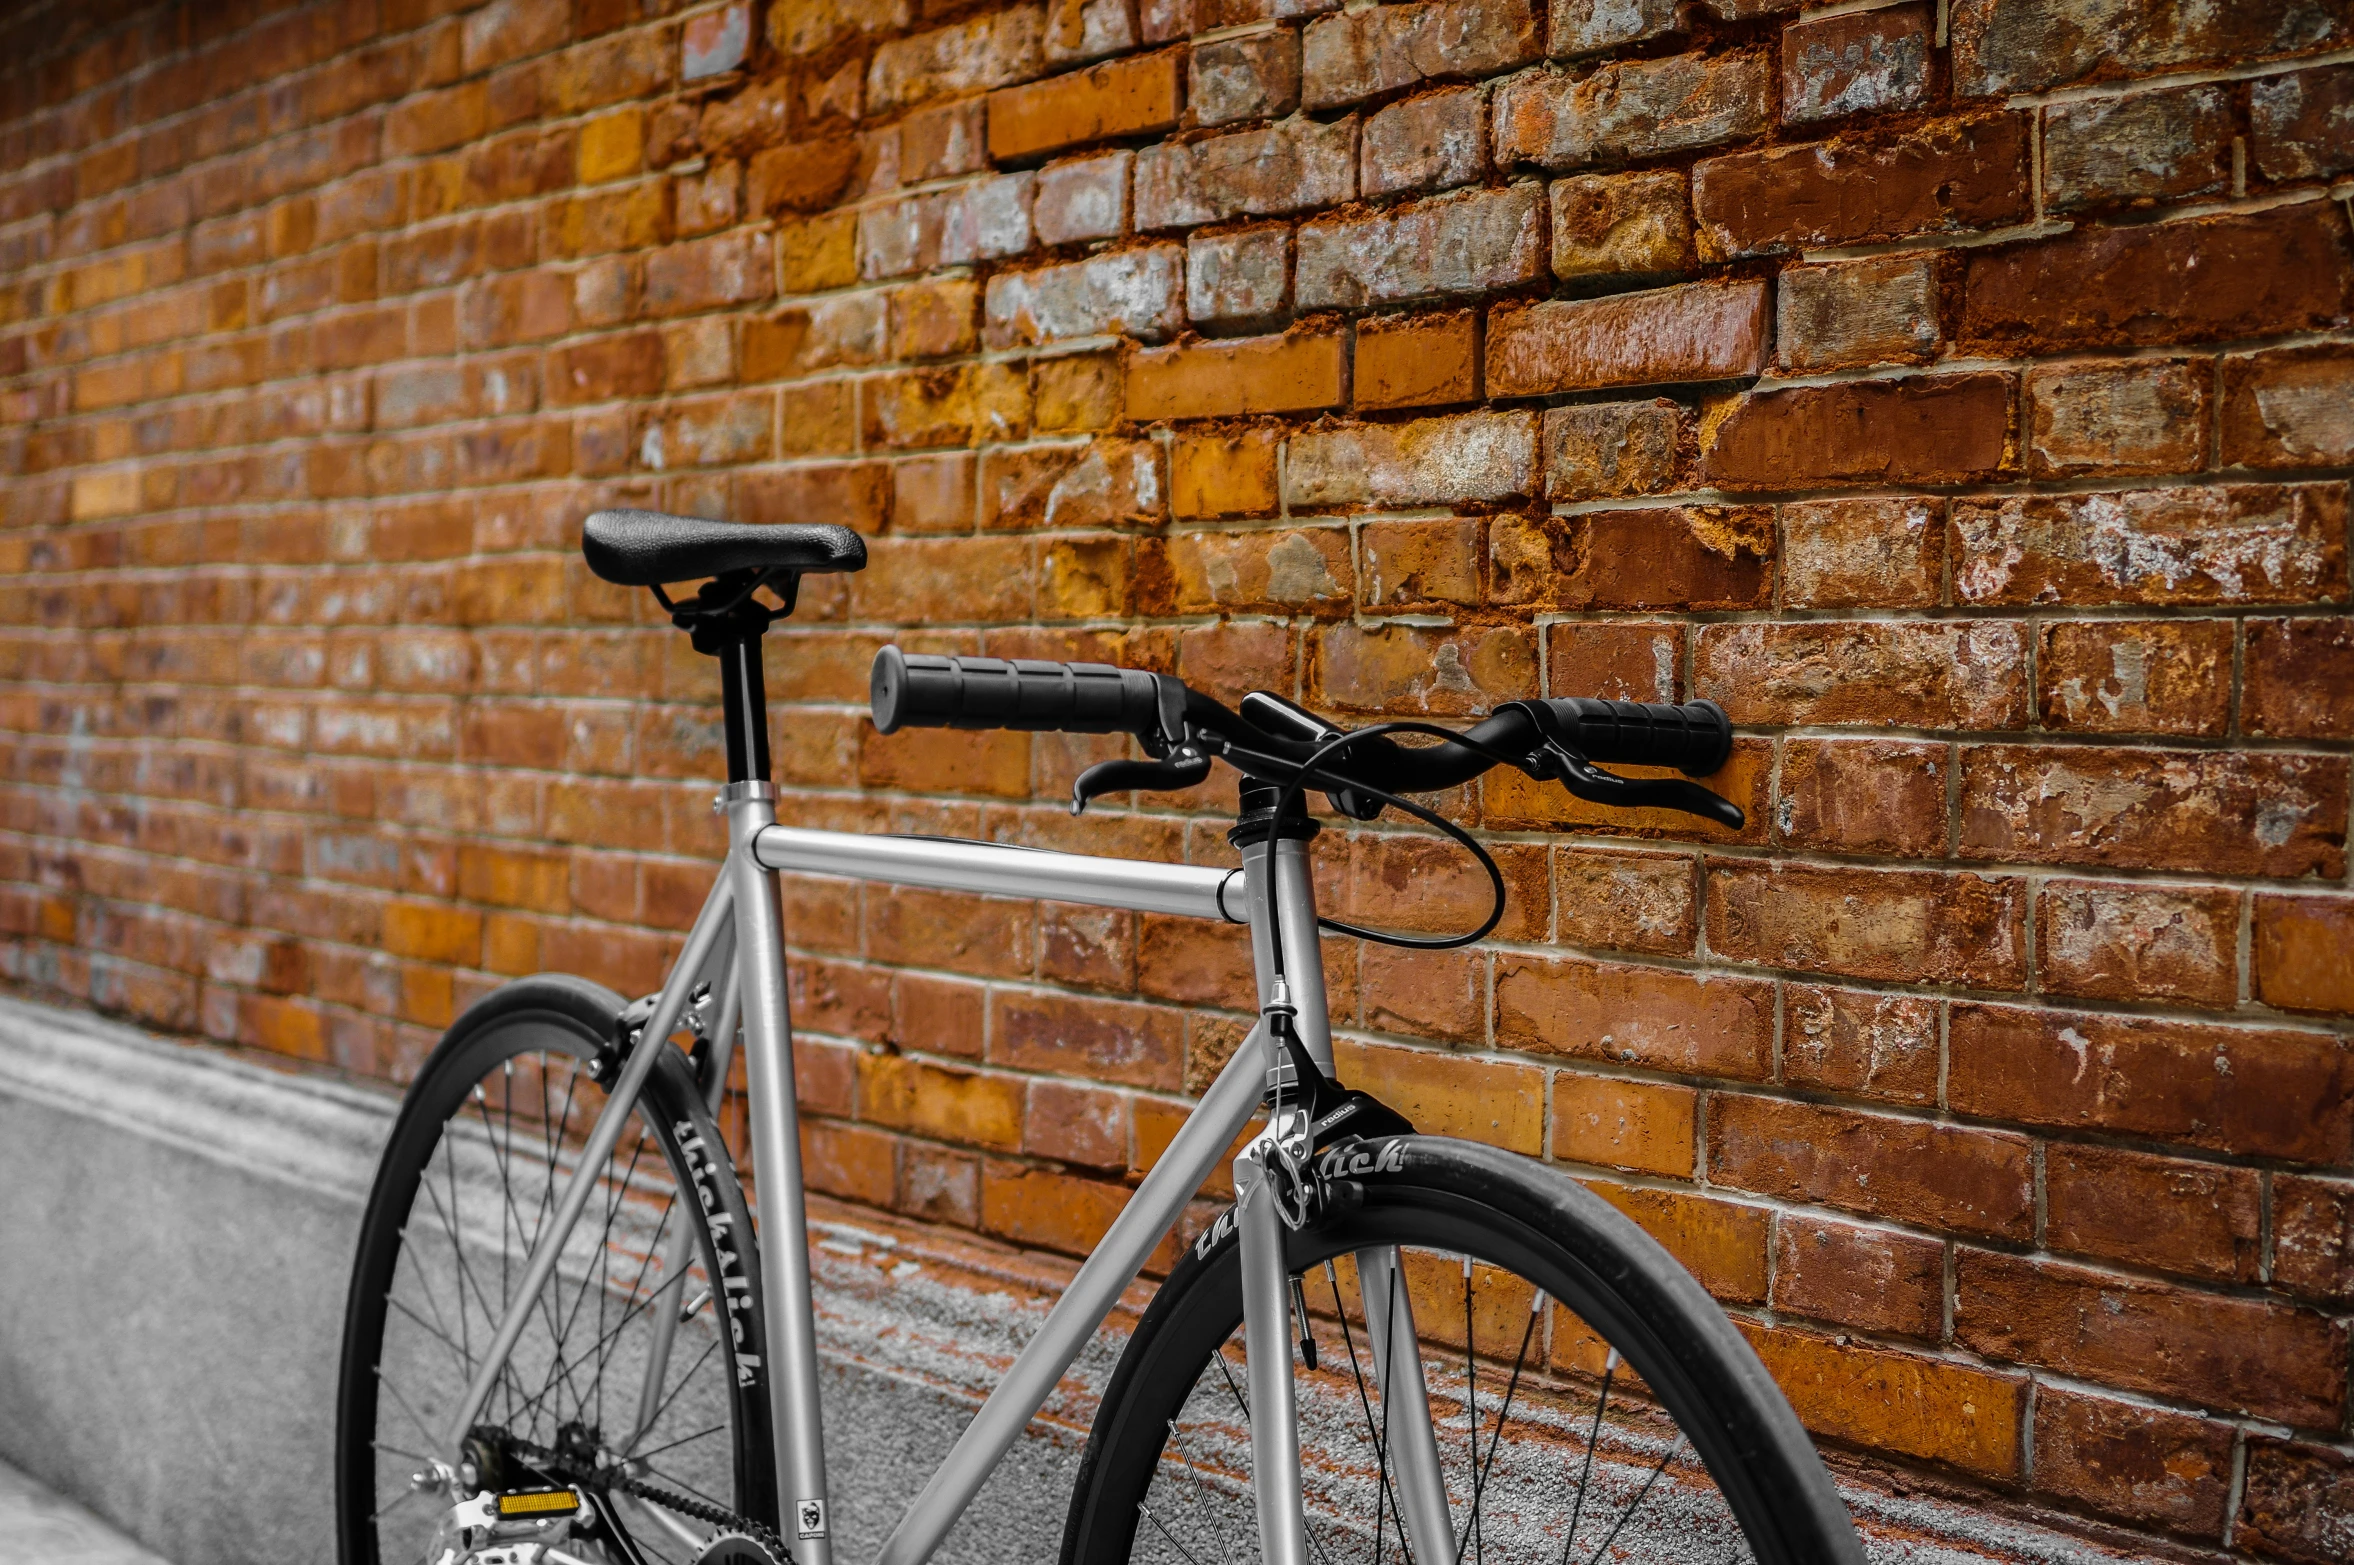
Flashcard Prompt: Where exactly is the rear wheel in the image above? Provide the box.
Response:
[335,975,777,1563]
[1063,1136,1862,1565]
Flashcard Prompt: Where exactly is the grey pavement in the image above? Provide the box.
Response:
[0,1459,171,1565]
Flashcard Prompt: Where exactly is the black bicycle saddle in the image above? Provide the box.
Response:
[581,509,868,586]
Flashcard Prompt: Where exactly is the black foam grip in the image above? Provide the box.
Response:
[870,646,1165,736]
[1542,697,1733,777]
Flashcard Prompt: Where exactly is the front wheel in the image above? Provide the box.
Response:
[1064,1136,1862,1565]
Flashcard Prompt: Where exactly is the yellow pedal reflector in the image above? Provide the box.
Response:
[497,1490,580,1516]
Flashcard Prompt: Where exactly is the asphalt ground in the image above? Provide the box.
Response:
[0,1459,169,1565]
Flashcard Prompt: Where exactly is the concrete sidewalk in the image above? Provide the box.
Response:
[0,1460,170,1565]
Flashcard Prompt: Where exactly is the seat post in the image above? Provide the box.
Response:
[671,568,797,786]
[717,630,772,784]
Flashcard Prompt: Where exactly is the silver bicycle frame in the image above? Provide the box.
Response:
[439,798,1450,1565]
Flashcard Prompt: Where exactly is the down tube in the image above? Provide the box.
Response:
[875,1022,1273,1565]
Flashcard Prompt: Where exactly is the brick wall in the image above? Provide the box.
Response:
[2,0,2351,1553]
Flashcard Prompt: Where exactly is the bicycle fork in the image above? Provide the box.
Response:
[1236,830,1457,1565]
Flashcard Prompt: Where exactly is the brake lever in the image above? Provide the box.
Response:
[1529,739,1746,830]
[1071,745,1212,814]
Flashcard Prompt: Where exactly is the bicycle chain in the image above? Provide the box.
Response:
[507,1436,793,1564]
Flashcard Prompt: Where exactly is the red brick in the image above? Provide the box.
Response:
[1711,1095,2033,1239]
[1486,280,1765,398]
[1285,410,1538,511]
[1552,846,1694,955]
[1127,329,1346,422]
[1491,506,1773,612]
[2252,62,2354,183]
[1693,114,2029,257]
[2239,1438,2354,1564]
[2221,342,2354,470]
[1951,0,2352,98]
[1708,860,2024,988]
[1696,621,2025,729]
[2273,1174,2354,1304]
[1311,620,1535,715]
[1779,497,1942,609]
[1134,116,1356,230]
[1190,28,1299,127]
[1964,204,2354,355]
[2032,1388,2235,1541]
[1772,1212,1943,1339]
[987,48,1183,162]
[1775,255,1941,372]
[2038,618,2231,738]
[1958,744,2347,878]
[1362,85,1486,198]
[1357,943,1483,1044]
[1701,373,2014,491]
[1494,953,1771,1078]
[1354,310,1478,411]
[1548,170,1693,281]
[868,8,1044,115]
[1551,1073,1695,1177]
[1947,1003,2354,1164]
[1332,1037,1544,1153]
[2038,878,2238,1009]
[1742,1323,2024,1481]
[980,1159,1128,1256]
[1300,0,1538,110]
[1024,1077,1128,1169]
[2045,83,2232,212]
[1783,984,1939,1106]
[1168,426,1280,518]
[1781,3,1931,125]
[1774,738,1948,857]
[1587,1183,1769,1304]
[1953,482,2348,608]
[858,1051,1024,1151]
[1296,185,1545,310]
[1956,1249,2345,1428]
[991,990,1184,1091]
[2045,1141,2260,1284]
[2255,894,2354,1017]
[1495,48,1769,169]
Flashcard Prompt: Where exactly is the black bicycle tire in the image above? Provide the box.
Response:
[333,973,778,1562]
[1061,1135,1863,1565]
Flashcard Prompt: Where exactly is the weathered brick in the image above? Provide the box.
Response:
[2252,62,2354,183]
[1494,49,1769,169]
[1552,1073,1695,1177]
[2045,84,2232,212]
[988,48,1184,162]
[1547,169,1692,281]
[2033,1388,2236,1541]
[2246,617,2354,741]
[858,176,1035,280]
[2255,894,2354,1016]
[991,989,1185,1091]
[1032,152,1132,245]
[1299,0,1538,111]
[1284,409,1538,511]
[859,1051,1023,1150]
[1960,744,2347,878]
[1155,526,1351,615]
[1171,425,1281,517]
[1127,327,1346,420]
[1551,845,1695,954]
[2221,343,2354,470]
[2037,619,2231,737]
[1186,227,1290,333]
[1776,738,1949,857]
[1361,86,1487,199]
[1355,309,1478,411]
[744,295,887,381]
[1782,3,1931,125]
[1951,0,2352,98]
[1958,1249,2346,1428]
[868,6,1045,115]
[1332,1037,1544,1153]
[1775,256,1940,372]
[1948,1002,2354,1164]
[1709,860,2025,988]
[1487,279,1766,397]
[2045,1141,2259,1283]
[1712,1096,2034,1240]
[1695,113,2029,258]
[1295,183,1544,309]
[1773,1213,1943,1340]
[1743,1324,2025,1482]
[2024,358,2210,478]
[1967,204,2354,356]
[1697,620,2026,729]
[2239,1438,2354,1563]
[1538,400,1679,501]
[1133,116,1357,230]
[1492,506,1774,612]
[1495,953,1772,1078]
[1550,0,1680,57]
[1783,984,1939,1106]
[1313,621,1538,716]
[888,277,981,362]
[1780,497,1942,609]
[984,244,1186,347]
[1190,30,1301,128]
[1703,373,2014,492]
[861,362,1032,450]
[2274,1174,2354,1303]
[1045,0,1140,66]
[1033,350,1125,431]
[1954,482,2347,607]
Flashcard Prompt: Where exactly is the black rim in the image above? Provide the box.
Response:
[1065,1139,1860,1565]
[335,979,774,1563]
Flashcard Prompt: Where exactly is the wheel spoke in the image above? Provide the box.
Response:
[1580,1437,1685,1565]
[1557,1352,1618,1565]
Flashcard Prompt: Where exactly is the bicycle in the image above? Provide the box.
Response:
[336,507,1866,1565]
